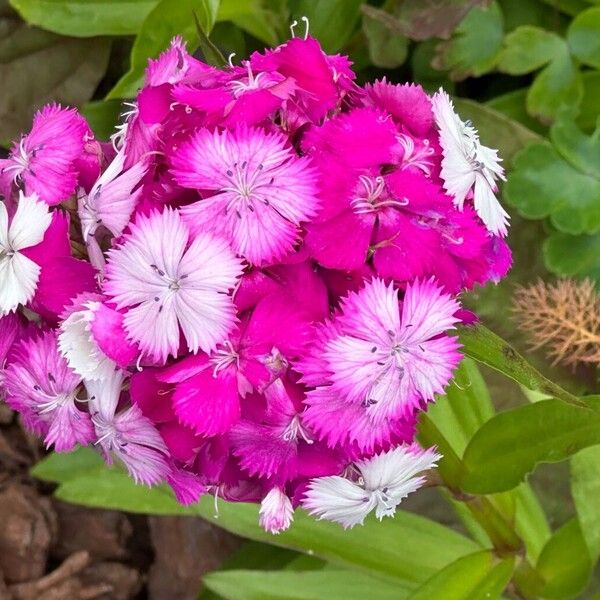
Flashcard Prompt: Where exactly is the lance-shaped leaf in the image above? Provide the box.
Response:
[461,397,600,494]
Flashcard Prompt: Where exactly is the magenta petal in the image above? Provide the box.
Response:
[138,84,172,124]
[235,270,281,313]
[223,89,282,126]
[373,211,441,282]
[130,368,175,422]
[90,303,139,368]
[159,421,202,462]
[305,210,374,271]
[173,369,241,436]
[31,257,97,322]
[21,210,71,266]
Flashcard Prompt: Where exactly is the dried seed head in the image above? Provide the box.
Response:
[512,278,600,369]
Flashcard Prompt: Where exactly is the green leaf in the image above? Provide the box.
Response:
[194,6,226,68]
[9,0,159,36]
[33,448,480,585]
[32,446,105,481]
[513,484,552,562]
[568,6,600,69]
[452,98,543,167]
[432,2,504,80]
[81,99,123,140]
[423,358,493,457]
[289,0,361,54]
[362,8,409,69]
[0,13,110,143]
[222,0,287,47]
[543,231,600,282]
[498,25,563,75]
[551,110,600,177]
[108,0,219,99]
[204,569,411,600]
[408,551,514,600]
[461,397,600,494]
[457,325,583,407]
[485,88,547,134]
[526,43,583,124]
[505,116,600,235]
[571,446,600,561]
[536,518,592,599]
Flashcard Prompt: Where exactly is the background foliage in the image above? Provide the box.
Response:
[4,0,600,598]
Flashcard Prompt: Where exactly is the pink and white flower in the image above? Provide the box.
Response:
[103,208,243,363]
[3,330,94,452]
[172,126,319,265]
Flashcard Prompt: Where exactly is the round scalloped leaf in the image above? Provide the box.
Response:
[526,43,583,124]
[568,6,600,69]
[498,25,563,75]
[505,118,600,234]
[543,231,600,284]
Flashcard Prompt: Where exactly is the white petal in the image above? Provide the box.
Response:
[0,201,9,250]
[303,476,376,529]
[473,173,510,237]
[0,253,40,315]
[58,302,117,381]
[86,368,125,421]
[359,446,440,496]
[9,192,52,250]
[259,488,294,534]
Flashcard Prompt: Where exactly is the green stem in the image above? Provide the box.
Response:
[418,413,544,598]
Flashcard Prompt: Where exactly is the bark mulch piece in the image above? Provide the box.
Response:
[0,401,242,599]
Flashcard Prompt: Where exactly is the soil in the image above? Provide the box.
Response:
[0,403,241,600]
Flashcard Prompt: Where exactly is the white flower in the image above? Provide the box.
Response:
[58,300,116,381]
[0,192,52,315]
[302,445,440,529]
[259,487,294,534]
[432,89,509,237]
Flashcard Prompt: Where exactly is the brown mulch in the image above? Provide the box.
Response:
[0,404,241,600]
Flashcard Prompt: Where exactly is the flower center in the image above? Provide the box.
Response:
[281,414,313,444]
[210,340,239,376]
[397,133,435,177]
[221,161,270,217]
[351,175,409,215]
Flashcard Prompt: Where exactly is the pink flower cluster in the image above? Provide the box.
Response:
[0,34,511,532]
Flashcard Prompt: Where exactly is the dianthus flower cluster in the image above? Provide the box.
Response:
[0,32,510,532]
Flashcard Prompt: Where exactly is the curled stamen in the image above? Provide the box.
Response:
[227,52,236,67]
[289,19,298,38]
[301,15,310,39]
[442,232,464,245]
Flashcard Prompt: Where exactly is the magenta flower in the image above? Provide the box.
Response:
[300,278,461,450]
[171,126,319,265]
[0,105,89,205]
[103,208,243,363]
[2,330,93,451]
[86,370,170,486]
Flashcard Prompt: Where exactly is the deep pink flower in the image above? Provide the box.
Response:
[172,126,319,265]
[159,290,315,436]
[3,330,94,451]
[103,208,243,363]
[364,80,434,137]
[0,105,89,205]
